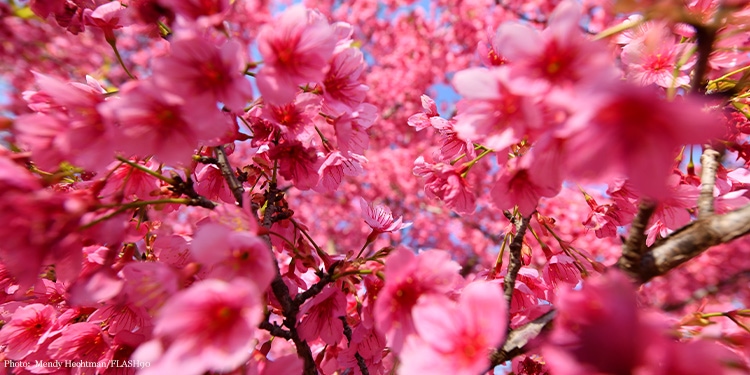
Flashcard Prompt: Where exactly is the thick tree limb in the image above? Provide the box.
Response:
[616,200,656,279]
[637,203,750,283]
[698,148,721,219]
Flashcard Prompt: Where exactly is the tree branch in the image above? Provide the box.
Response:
[698,148,721,219]
[616,200,656,280]
[340,317,370,375]
[214,145,245,207]
[489,310,556,368]
[636,203,750,283]
[502,216,531,307]
[259,182,318,375]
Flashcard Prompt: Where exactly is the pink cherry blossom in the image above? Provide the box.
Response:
[413,156,476,215]
[399,282,507,375]
[84,1,126,43]
[190,222,275,291]
[493,0,619,90]
[452,67,542,151]
[100,79,229,166]
[322,47,368,114]
[490,157,561,216]
[560,84,722,199]
[359,198,411,233]
[256,5,337,104]
[298,285,347,345]
[137,278,263,375]
[374,246,462,352]
[621,22,694,88]
[0,304,57,360]
[267,141,321,190]
[48,322,112,372]
[152,36,253,113]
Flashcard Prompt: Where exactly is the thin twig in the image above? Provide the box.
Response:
[259,320,292,339]
[698,148,721,219]
[339,317,370,375]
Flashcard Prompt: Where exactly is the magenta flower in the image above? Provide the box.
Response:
[48,323,112,372]
[0,304,57,360]
[190,222,275,292]
[452,67,542,151]
[413,156,476,215]
[490,158,561,216]
[256,5,337,104]
[560,84,722,199]
[374,246,461,352]
[100,79,229,166]
[153,36,253,113]
[136,278,263,375]
[359,198,411,233]
[399,282,507,375]
[298,285,347,345]
[621,23,693,88]
[322,47,368,114]
[267,141,321,190]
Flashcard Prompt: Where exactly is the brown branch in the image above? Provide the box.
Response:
[488,310,556,368]
[502,216,531,321]
[698,148,721,219]
[259,182,318,375]
[689,24,718,94]
[635,202,750,283]
[340,317,370,375]
[214,145,245,207]
[616,200,656,280]
[259,320,292,340]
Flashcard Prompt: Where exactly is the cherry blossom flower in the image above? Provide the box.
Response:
[267,141,321,190]
[100,159,161,203]
[158,0,229,26]
[413,156,476,215]
[0,304,57,360]
[399,282,507,375]
[298,285,347,345]
[135,278,263,375]
[621,23,694,88]
[316,151,366,192]
[84,1,126,43]
[560,84,722,199]
[452,67,542,151]
[100,79,230,166]
[490,157,561,216]
[48,322,112,372]
[493,0,619,90]
[359,198,411,233]
[339,324,387,375]
[190,222,275,291]
[323,47,368,114]
[153,36,253,113]
[256,5,337,104]
[374,246,461,352]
